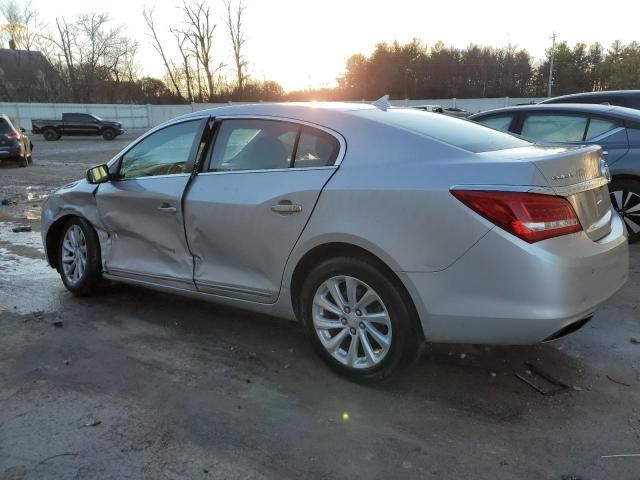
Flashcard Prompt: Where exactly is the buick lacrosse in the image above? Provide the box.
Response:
[41,102,629,380]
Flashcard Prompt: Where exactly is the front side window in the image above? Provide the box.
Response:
[521,114,588,142]
[119,120,200,179]
[476,114,514,133]
[586,118,619,140]
[65,114,92,122]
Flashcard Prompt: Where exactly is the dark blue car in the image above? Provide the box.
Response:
[470,104,640,242]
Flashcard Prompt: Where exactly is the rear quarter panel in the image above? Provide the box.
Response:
[284,123,548,285]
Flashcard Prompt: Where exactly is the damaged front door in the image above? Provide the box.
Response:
[96,118,207,290]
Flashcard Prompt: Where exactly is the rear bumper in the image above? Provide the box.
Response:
[400,211,629,345]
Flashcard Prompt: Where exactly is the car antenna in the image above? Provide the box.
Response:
[372,94,391,111]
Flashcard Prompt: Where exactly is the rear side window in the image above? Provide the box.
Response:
[585,118,619,140]
[0,117,15,134]
[521,114,588,142]
[209,119,340,171]
[210,119,298,171]
[476,114,514,132]
[294,128,340,167]
[64,113,92,122]
[623,97,640,110]
[358,108,529,153]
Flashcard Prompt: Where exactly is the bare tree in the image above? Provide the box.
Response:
[179,0,217,100]
[52,17,78,101]
[0,0,42,50]
[142,7,183,99]
[224,0,247,97]
[171,28,194,102]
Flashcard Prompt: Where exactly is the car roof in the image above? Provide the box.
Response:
[542,90,640,102]
[173,102,435,134]
[469,103,640,122]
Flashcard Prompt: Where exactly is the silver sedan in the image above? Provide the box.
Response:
[41,103,629,380]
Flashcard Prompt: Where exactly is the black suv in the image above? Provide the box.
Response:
[0,115,33,167]
[541,90,640,110]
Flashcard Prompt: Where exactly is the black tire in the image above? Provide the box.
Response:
[610,178,640,243]
[300,255,421,382]
[43,129,58,141]
[102,129,115,141]
[57,217,103,296]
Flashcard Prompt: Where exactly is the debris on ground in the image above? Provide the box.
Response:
[1,198,17,206]
[247,352,257,360]
[572,386,583,392]
[601,453,640,458]
[64,359,71,366]
[460,353,466,359]
[12,226,32,233]
[515,362,570,396]
[631,336,640,344]
[80,420,102,428]
[606,375,631,387]
[490,372,497,377]
[52,321,64,328]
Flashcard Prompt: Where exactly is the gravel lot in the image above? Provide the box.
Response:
[1,135,639,480]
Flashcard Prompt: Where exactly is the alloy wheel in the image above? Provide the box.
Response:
[62,225,88,285]
[312,275,392,369]
[610,189,640,236]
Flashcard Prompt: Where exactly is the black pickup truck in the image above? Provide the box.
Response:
[31,113,125,141]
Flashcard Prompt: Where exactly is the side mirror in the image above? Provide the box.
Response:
[87,164,110,184]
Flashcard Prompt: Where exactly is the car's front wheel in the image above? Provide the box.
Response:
[58,217,102,295]
[300,256,421,381]
[102,129,116,141]
[610,178,640,243]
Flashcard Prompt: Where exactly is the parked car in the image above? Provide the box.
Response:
[0,114,33,167]
[412,104,444,113]
[444,107,471,118]
[470,103,640,242]
[41,103,628,380]
[540,90,640,110]
[31,113,124,141]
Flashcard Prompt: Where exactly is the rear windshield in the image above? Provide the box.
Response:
[0,117,15,134]
[356,108,531,153]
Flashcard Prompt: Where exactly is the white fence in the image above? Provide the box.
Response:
[0,97,546,132]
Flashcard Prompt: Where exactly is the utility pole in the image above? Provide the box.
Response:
[547,32,557,98]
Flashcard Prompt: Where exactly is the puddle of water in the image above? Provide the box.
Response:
[0,221,60,314]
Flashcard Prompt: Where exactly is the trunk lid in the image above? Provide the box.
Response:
[481,144,613,241]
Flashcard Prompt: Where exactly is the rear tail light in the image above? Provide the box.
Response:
[451,189,582,243]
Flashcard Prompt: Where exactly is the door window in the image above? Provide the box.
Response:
[119,120,201,179]
[521,114,588,142]
[294,128,340,167]
[210,119,299,171]
[476,114,514,132]
[586,118,619,140]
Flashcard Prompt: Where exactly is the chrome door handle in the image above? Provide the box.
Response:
[271,203,302,214]
[158,204,177,213]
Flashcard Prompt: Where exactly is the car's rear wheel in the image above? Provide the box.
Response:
[58,217,102,296]
[610,179,640,243]
[102,129,116,141]
[300,256,421,381]
[43,129,58,141]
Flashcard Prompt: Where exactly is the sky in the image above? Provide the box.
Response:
[23,0,640,91]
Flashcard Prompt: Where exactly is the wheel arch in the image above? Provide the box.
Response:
[289,241,425,340]
[45,214,101,271]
